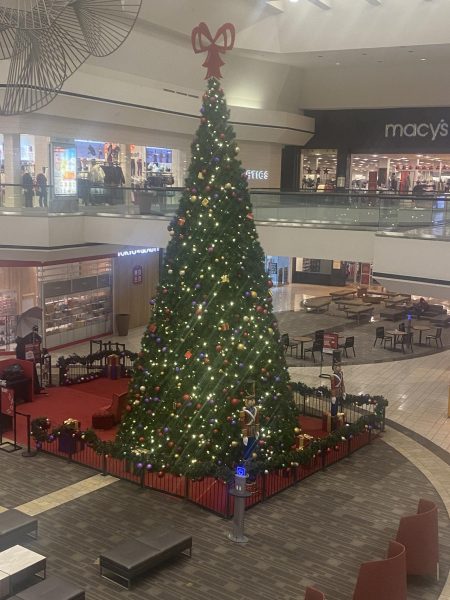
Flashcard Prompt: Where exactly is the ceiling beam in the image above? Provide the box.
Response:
[307,0,331,9]
[266,1,285,12]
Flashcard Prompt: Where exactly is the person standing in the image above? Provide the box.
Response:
[35,168,48,208]
[22,169,34,208]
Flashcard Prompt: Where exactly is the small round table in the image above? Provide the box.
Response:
[412,324,431,345]
[292,336,313,359]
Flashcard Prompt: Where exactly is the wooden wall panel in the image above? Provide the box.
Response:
[113,254,159,330]
[0,267,38,313]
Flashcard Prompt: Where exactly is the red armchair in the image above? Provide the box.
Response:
[304,586,325,599]
[396,498,439,579]
[92,391,129,429]
[353,540,407,600]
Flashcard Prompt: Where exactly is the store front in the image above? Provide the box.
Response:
[291,258,372,287]
[0,248,160,353]
[265,255,290,286]
[302,107,450,191]
[0,132,188,209]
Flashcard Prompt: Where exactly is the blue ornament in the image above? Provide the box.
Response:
[199,352,205,359]
[156,337,161,344]
[162,347,167,352]
[275,376,281,382]
[195,283,201,289]
[245,291,251,297]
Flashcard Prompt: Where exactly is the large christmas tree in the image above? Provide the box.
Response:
[118,77,298,478]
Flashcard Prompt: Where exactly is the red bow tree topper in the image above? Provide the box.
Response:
[191,22,235,79]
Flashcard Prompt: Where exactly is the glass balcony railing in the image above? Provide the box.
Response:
[0,184,449,231]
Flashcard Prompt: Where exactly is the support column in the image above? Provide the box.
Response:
[280,145,301,191]
[3,134,22,207]
[336,148,351,191]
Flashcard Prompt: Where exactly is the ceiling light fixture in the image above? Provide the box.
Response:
[420,58,427,61]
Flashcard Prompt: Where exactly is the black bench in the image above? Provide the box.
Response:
[9,575,85,600]
[0,510,38,548]
[99,526,192,589]
[430,313,450,327]
[380,307,406,321]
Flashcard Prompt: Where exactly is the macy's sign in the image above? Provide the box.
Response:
[385,119,448,141]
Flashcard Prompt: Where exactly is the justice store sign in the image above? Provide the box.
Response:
[385,119,449,141]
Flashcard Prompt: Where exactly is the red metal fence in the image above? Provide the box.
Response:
[38,428,375,518]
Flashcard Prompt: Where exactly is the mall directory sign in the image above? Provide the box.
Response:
[52,143,77,196]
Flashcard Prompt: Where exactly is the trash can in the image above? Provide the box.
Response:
[116,313,130,337]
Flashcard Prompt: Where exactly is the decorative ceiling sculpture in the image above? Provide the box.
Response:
[0,0,142,115]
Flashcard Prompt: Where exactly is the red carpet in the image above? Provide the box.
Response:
[3,378,327,447]
[3,378,130,445]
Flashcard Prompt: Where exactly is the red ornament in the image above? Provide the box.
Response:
[256,305,264,313]
[267,280,273,288]
[157,471,165,478]
[195,403,202,410]
[154,386,160,392]
[148,323,157,333]
[139,436,145,443]
[182,393,191,401]
[184,350,193,359]
[125,405,132,412]
[215,344,222,352]
[231,398,240,406]
[246,213,254,220]
[168,441,175,448]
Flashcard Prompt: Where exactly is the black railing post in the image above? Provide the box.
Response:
[22,414,37,457]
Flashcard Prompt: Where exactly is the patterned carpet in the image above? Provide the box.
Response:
[1,436,448,600]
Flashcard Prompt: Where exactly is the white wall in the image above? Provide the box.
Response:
[373,234,450,299]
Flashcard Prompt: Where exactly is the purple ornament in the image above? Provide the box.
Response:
[239,363,244,368]
[192,301,197,306]
[48,435,54,442]
[146,463,153,471]
[245,291,251,297]
[153,396,160,402]
[136,462,143,470]
[162,347,168,352]
[195,283,201,289]
[144,397,150,403]
[156,337,161,344]
[275,376,281,382]
[213,193,219,200]
[199,353,205,359]
[163,427,169,433]
[149,299,156,305]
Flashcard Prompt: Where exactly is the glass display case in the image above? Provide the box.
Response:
[0,291,17,351]
[39,259,113,347]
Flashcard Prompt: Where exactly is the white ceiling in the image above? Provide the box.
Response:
[76,0,450,111]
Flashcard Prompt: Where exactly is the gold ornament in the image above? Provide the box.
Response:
[198,172,204,180]
[224,183,232,190]
[190,195,197,203]
[294,427,301,434]
[140,386,146,392]
[231,440,239,447]
[220,275,229,283]
[251,291,257,298]
[237,343,245,351]
[201,198,209,207]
